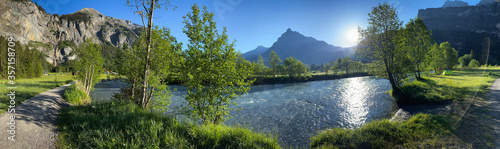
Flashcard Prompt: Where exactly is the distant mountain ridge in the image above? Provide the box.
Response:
[243,28,353,65]
[242,46,268,59]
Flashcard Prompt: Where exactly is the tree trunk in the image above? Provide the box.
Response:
[384,59,398,92]
[87,64,94,95]
[83,66,88,89]
[145,86,155,108]
[416,63,421,79]
[131,77,136,101]
[141,0,156,109]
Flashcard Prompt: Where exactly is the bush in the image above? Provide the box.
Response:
[65,79,74,84]
[310,114,454,148]
[392,78,448,104]
[469,59,480,68]
[63,83,88,105]
[57,102,280,148]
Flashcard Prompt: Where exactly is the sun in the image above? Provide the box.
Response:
[346,29,359,45]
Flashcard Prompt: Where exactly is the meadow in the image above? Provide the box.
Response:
[395,67,500,104]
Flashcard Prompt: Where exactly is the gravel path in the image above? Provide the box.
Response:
[0,83,72,149]
[451,78,500,148]
[486,78,500,148]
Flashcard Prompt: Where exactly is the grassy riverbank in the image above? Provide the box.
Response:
[62,82,89,105]
[310,67,500,148]
[57,102,280,148]
[0,74,74,114]
[395,67,500,104]
[310,114,466,148]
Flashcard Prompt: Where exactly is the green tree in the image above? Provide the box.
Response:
[283,56,308,78]
[441,42,458,70]
[338,57,353,74]
[402,17,433,79]
[268,50,282,77]
[349,61,364,73]
[458,54,472,68]
[359,3,405,90]
[74,39,104,96]
[426,43,445,73]
[115,27,181,109]
[255,55,267,76]
[469,59,480,68]
[322,62,330,75]
[127,0,172,108]
[180,4,253,124]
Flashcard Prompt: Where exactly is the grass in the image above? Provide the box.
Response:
[394,67,500,104]
[57,102,280,149]
[0,74,75,114]
[63,82,89,105]
[309,114,464,148]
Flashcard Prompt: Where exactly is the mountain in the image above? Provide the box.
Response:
[442,0,469,8]
[418,1,500,64]
[478,0,497,6]
[243,28,353,65]
[242,46,269,60]
[0,0,141,65]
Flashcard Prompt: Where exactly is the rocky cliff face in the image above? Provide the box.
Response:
[418,2,500,64]
[0,0,141,65]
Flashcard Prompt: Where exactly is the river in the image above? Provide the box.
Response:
[90,76,395,147]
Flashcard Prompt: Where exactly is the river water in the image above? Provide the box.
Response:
[90,76,395,147]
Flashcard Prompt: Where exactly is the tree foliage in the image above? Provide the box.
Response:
[359,2,404,89]
[283,56,309,78]
[114,27,181,110]
[0,36,45,79]
[469,59,480,68]
[74,39,104,96]
[458,54,472,68]
[441,42,459,70]
[180,4,253,124]
[253,55,268,76]
[126,0,173,108]
[401,17,433,79]
[268,50,282,77]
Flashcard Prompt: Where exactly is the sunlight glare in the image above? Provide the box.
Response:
[346,29,359,46]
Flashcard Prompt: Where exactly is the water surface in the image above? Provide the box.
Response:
[91,77,395,147]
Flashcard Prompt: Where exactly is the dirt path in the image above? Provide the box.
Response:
[485,78,500,148]
[0,83,72,149]
[451,78,500,148]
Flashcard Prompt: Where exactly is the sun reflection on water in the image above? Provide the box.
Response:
[340,77,369,128]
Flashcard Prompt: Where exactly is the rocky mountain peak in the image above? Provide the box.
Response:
[0,0,142,65]
[76,8,103,16]
[442,0,469,8]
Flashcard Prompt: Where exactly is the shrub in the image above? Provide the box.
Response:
[310,114,454,148]
[63,83,88,105]
[469,59,480,68]
[392,78,447,104]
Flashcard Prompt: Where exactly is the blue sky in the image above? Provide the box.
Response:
[32,0,481,53]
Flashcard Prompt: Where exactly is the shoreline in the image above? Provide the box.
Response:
[156,72,373,86]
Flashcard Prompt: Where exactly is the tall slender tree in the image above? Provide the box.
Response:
[74,39,104,96]
[127,0,173,108]
[268,50,282,77]
[359,2,404,91]
[402,17,433,79]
